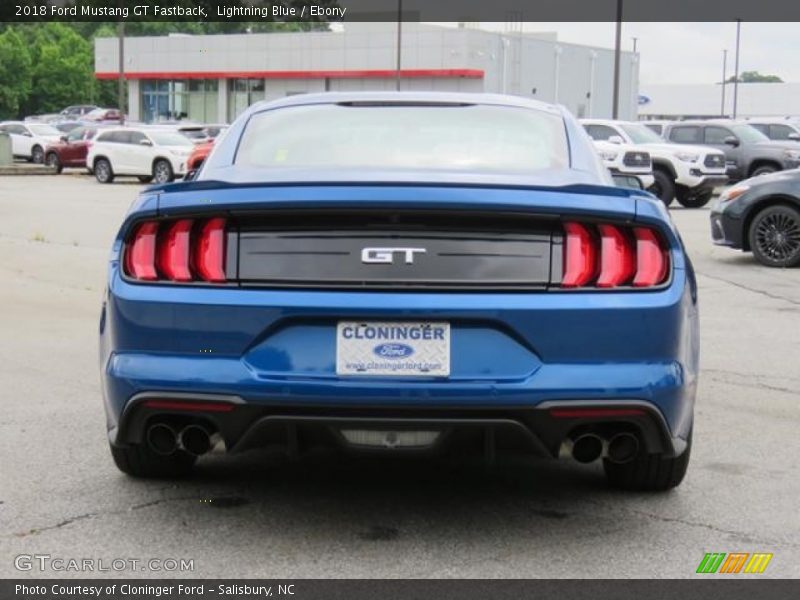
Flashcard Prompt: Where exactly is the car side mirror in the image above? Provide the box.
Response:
[139,139,153,146]
[723,136,740,147]
[22,131,32,137]
[60,135,68,143]
[788,132,800,141]
[608,135,625,145]
[612,174,644,190]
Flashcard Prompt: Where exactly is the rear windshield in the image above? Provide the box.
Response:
[235,104,569,173]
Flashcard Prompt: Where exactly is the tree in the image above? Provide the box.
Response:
[726,71,783,83]
[25,24,97,114]
[0,28,32,119]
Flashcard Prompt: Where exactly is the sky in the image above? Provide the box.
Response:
[451,22,799,85]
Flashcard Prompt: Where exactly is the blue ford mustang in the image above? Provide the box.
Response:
[99,92,698,490]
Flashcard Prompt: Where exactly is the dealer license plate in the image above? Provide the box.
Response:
[336,321,450,377]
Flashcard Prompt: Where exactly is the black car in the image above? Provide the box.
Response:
[710,169,800,267]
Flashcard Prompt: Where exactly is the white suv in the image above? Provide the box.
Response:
[593,140,654,190]
[0,121,62,164]
[86,128,193,184]
[581,119,728,208]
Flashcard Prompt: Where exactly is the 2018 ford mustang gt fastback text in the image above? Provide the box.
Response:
[99,93,699,491]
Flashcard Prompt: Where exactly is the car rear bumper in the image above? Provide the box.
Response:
[112,392,687,458]
[100,268,699,458]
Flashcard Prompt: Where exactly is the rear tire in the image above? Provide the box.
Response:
[45,152,63,174]
[94,158,114,183]
[152,159,174,184]
[748,204,800,268]
[110,443,196,479]
[751,164,778,177]
[603,430,691,491]
[648,170,675,207]
[31,145,44,164]
[677,189,713,209]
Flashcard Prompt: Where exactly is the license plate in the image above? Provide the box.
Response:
[336,321,450,377]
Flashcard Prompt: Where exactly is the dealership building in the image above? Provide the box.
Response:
[94,22,639,124]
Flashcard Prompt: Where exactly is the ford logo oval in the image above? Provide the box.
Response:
[373,343,414,359]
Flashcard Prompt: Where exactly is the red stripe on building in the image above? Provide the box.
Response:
[95,68,484,80]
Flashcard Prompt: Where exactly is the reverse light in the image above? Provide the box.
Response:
[562,221,669,289]
[123,218,228,284]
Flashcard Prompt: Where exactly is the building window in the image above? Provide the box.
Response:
[228,79,265,121]
[141,79,218,123]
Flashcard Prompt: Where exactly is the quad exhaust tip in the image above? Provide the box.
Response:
[607,432,640,464]
[146,422,214,456]
[146,423,178,456]
[570,433,603,463]
[179,424,213,456]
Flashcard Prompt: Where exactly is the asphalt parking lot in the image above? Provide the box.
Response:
[1,174,799,579]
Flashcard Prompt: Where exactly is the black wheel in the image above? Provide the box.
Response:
[45,152,63,174]
[751,164,778,177]
[137,175,154,183]
[94,158,114,183]
[603,430,691,491]
[110,443,196,479]
[648,170,675,206]
[748,204,800,268]
[152,159,174,184]
[31,145,44,164]
[677,189,713,209]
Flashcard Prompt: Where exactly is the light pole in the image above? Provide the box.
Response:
[395,0,402,91]
[612,0,623,119]
[721,49,728,117]
[733,19,742,119]
[632,37,638,53]
[117,20,125,125]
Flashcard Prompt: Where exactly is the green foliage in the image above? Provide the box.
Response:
[0,28,32,119]
[726,71,783,83]
[0,18,331,119]
[27,23,97,114]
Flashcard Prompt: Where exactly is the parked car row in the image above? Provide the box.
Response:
[659,120,800,181]
[582,119,729,208]
[3,112,227,183]
[0,121,63,163]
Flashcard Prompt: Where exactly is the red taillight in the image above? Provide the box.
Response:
[549,407,646,419]
[562,221,668,288]
[125,222,159,280]
[124,218,227,284]
[195,218,227,283]
[561,222,597,287]
[157,219,193,281]
[632,227,668,287]
[596,224,636,288]
[142,399,235,413]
